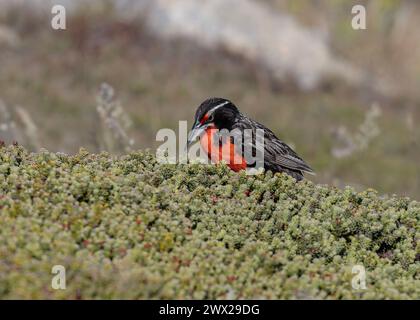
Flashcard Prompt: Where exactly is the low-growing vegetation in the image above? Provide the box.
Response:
[0,145,418,299]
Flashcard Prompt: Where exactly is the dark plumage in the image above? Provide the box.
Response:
[187,97,314,181]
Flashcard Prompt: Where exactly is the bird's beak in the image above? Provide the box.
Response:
[187,122,210,148]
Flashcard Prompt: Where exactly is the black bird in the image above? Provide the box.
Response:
[187,98,314,181]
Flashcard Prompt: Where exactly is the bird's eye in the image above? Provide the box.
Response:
[208,114,215,122]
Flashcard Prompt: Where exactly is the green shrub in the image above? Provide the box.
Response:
[0,145,418,299]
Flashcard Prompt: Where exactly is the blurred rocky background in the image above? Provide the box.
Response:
[0,0,419,198]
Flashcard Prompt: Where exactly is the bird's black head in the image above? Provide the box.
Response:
[187,98,240,147]
[194,98,239,128]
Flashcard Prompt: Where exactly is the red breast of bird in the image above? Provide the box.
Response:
[200,125,247,172]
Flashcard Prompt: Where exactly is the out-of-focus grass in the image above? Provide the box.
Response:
[0,5,419,199]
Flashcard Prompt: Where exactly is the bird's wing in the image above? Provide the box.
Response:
[272,143,314,173]
[232,115,314,174]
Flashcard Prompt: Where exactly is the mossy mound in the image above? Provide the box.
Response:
[0,146,418,299]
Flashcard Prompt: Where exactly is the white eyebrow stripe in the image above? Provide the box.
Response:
[207,101,230,115]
